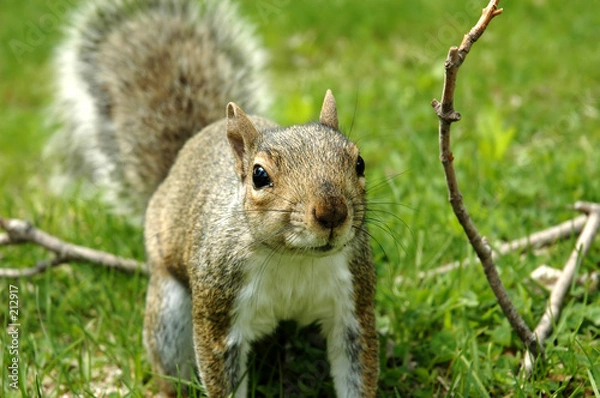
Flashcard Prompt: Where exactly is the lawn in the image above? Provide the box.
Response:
[1,0,599,396]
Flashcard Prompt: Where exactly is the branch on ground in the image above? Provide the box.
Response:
[0,216,147,278]
[431,0,539,356]
[521,202,600,375]
[396,212,588,282]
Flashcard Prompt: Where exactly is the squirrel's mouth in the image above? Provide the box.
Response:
[313,243,335,253]
[307,240,349,256]
[280,224,354,256]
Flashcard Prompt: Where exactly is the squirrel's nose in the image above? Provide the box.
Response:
[312,196,348,230]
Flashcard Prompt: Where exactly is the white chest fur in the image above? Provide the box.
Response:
[231,249,356,341]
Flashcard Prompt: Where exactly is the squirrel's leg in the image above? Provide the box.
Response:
[191,296,250,397]
[324,297,379,397]
[143,267,196,396]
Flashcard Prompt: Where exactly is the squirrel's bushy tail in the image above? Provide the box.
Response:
[46,0,269,220]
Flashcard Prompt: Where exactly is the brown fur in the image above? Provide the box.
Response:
[50,0,379,396]
[48,0,268,218]
[144,95,378,396]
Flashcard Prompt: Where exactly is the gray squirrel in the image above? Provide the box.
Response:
[47,0,379,396]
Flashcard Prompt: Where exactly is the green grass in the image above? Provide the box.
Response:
[1,0,599,396]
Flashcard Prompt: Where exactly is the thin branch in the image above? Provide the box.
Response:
[522,203,600,374]
[0,216,147,278]
[0,257,67,278]
[414,214,588,280]
[431,0,539,355]
[496,214,587,254]
[574,200,600,214]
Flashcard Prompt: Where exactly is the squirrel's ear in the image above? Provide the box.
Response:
[227,102,259,179]
[319,89,339,130]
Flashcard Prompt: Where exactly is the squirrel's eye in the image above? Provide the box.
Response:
[356,156,365,177]
[252,165,272,189]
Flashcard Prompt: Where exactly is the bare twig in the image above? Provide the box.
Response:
[431,0,539,355]
[0,257,67,278]
[414,214,588,280]
[0,216,147,277]
[497,213,587,254]
[522,202,600,374]
[574,201,600,214]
